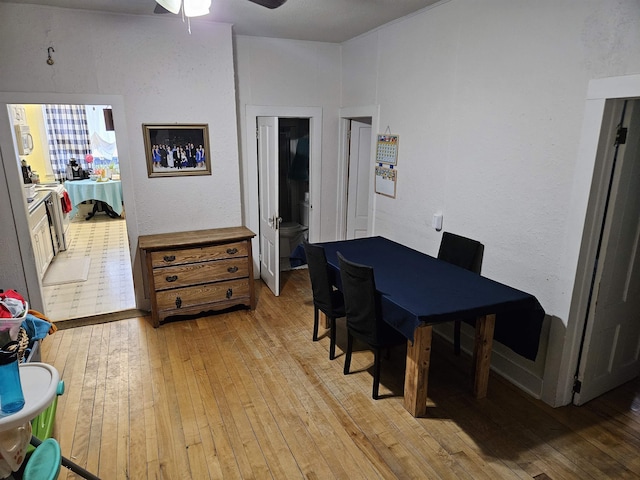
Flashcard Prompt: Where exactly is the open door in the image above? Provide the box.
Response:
[257,116,281,296]
[345,119,372,239]
[574,99,640,404]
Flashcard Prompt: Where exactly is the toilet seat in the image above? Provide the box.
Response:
[280,222,302,234]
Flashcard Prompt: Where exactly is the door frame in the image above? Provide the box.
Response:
[0,92,139,313]
[573,98,640,405]
[337,105,380,240]
[345,119,372,240]
[245,105,322,277]
[551,74,640,406]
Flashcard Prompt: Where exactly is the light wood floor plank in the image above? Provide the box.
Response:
[127,318,149,480]
[56,325,92,480]
[152,325,188,479]
[192,326,245,479]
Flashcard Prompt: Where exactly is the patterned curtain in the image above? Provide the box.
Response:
[44,105,91,178]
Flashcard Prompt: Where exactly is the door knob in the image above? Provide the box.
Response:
[267,215,282,228]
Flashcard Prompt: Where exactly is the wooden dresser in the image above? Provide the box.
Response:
[139,226,256,327]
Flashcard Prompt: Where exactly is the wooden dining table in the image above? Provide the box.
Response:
[318,236,545,417]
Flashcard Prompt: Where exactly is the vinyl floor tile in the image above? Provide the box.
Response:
[42,211,135,322]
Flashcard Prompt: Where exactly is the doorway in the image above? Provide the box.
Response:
[256,116,310,296]
[6,101,135,323]
[246,105,322,297]
[573,98,640,405]
[337,105,379,240]
[277,118,310,268]
[553,74,640,407]
[345,117,372,239]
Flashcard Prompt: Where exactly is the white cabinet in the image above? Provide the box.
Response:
[29,200,54,279]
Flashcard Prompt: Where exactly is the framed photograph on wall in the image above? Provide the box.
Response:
[143,123,211,178]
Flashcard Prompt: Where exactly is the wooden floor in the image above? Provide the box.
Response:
[41,269,640,479]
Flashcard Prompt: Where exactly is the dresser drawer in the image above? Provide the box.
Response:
[155,278,250,312]
[153,258,249,290]
[150,241,248,268]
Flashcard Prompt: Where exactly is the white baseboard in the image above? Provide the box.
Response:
[433,322,545,401]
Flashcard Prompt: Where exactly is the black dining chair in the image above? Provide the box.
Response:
[337,252,406,400]
[303,240,345,360]
[437,231,484,355]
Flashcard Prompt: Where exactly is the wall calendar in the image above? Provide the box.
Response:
[375,134,399,165]
[375,165,397,198]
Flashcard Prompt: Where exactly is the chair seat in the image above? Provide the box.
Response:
[347,319,404,350]
[320,290,345,318]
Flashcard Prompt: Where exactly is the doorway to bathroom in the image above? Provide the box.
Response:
[247,104,322,297]
[256,115,313,296]
[277,118,310,269]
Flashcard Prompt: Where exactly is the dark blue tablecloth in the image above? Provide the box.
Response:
[316,237,545,361]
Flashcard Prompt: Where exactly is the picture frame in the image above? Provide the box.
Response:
[143,123,211,178]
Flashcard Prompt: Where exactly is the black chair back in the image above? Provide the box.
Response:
[337,252,403,347]
[303,241,345,359]
[437,232,483,274]
[303,241,338,314]
[437,231,484,355]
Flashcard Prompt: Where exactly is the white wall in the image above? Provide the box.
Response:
[234,36,342,241]
[0,4,242,309]
[341,0,640,400]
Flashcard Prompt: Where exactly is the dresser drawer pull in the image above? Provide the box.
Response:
[175,296,182,309]
[227,266,239,273]
[226,288,233,299]
[163,255,176,263]
[166,275,178,283]
[226,248,238,255]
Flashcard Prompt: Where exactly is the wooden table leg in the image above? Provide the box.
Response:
[472,314,495,398]
[403,325,432,417]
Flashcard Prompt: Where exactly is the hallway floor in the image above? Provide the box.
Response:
[42,207,135,322]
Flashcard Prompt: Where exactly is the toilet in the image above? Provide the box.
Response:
[279,197,310,270]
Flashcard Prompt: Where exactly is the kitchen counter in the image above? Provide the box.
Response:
[27,190,51,215]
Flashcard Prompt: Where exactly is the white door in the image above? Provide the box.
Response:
[574,99,640,405]
[346,119,371,239]
[257,116,281,296]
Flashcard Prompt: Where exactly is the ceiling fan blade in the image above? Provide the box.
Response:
[154,4,171,14]
[155,0,181,14]
[248,0,287,9]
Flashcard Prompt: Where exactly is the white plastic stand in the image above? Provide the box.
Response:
[0,363,59,478]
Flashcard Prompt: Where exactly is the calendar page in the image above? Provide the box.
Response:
[375,165,397,198]
[375,134,399,165]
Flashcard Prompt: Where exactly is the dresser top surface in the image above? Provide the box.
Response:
[139,226,255,251]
